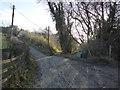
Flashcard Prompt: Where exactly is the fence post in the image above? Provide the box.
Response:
[109,45,112,61]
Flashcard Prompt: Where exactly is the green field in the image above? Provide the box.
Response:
[0,33,10,49]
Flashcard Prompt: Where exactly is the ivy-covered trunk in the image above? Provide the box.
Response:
[56,13,71,53]
[48,2,71,54]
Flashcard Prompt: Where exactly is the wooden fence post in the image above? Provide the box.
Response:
[109,45,112,61]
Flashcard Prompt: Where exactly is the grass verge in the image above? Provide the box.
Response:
[10,56,37,88]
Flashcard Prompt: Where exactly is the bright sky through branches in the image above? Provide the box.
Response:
[0,0,57,33]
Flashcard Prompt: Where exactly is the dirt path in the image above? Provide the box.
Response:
[29,46,119,88]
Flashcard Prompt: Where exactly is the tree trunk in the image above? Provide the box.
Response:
[48,2,71,53]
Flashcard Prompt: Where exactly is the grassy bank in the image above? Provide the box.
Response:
[22,39,57,56]
[9,56,37,88]
[19,32,62,56]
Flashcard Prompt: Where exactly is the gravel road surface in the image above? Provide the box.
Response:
[29,46,119,88]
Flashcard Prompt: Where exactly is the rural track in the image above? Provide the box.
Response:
[29,46,119,88]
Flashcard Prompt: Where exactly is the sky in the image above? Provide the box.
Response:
[0,0,57,33]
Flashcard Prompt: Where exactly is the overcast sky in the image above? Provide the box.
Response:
[0,0,57,33]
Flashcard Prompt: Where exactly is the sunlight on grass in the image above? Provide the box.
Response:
[52,46,62,53]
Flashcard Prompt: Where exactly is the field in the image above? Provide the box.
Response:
[0,33,10,49]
